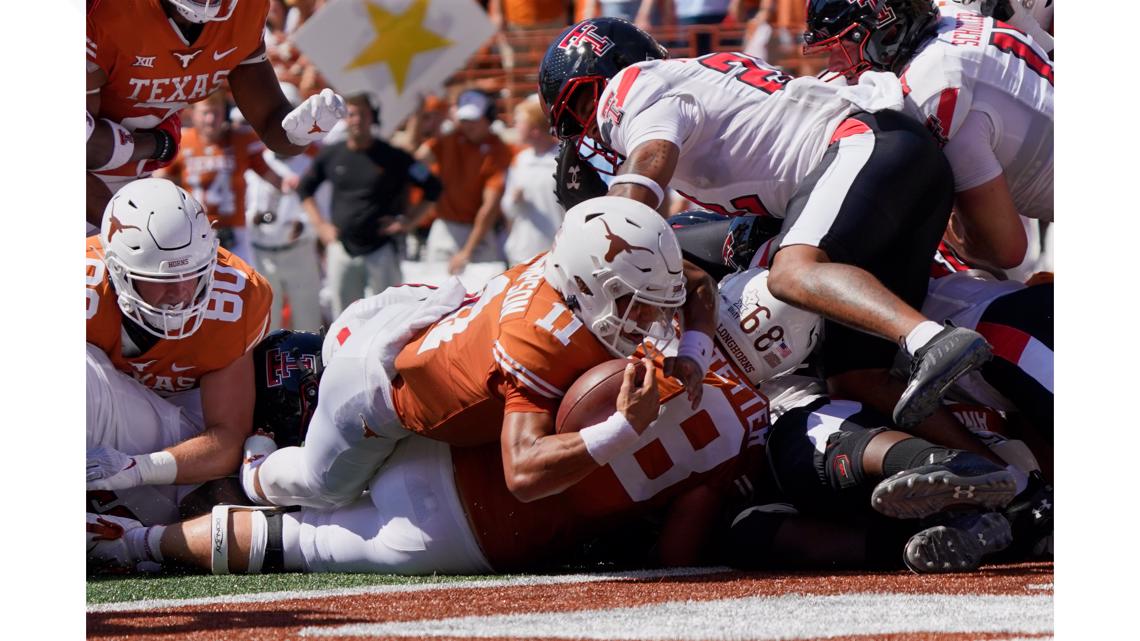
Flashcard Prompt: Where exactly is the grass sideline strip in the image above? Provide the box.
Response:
[87,566,733,611]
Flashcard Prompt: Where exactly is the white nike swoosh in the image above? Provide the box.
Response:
[214,46,239,61]
[170,364,195,372]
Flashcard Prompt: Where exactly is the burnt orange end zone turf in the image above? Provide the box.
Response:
[87,561,1053,641]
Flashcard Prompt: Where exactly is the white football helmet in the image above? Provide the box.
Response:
[716,268,822,386]
[98,178,219,339]
[166,0,239,24]
[545,196,686,357]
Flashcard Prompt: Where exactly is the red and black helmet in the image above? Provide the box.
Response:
[538,18,667,144]
[252,329,323,448]
[804,0,940,77]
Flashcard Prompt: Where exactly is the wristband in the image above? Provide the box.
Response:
[677,330,715,375]
[151,128,176,163]
[609,173,665,208]
[137,451,178,486]
[93,119,136,171]
[579,410,641,465]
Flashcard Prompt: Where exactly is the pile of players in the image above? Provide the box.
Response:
[86,0,1053,577]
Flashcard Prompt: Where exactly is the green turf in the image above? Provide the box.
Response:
[86,572,499,605]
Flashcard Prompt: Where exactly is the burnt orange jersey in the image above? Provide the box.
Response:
[86,236,272,396]
[87,0,268,173]
[452,350,772,571]
[391,254,613,445]
[166,126,269,228]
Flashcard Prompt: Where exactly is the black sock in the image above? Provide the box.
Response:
[881,438,952,478]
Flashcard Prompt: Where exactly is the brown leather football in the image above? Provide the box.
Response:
[555,358,635,434]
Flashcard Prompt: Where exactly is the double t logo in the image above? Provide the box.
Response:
[559,23,615,57]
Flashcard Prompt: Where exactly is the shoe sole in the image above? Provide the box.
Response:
[904,513,1013,574]
[871,468,1017,520]
[893,338,993,428]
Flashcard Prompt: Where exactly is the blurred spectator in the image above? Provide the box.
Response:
[392,95,451,260]
[488,0,569,31]
[500,98,563,266]
[158,92,282,263]
[417,89,514,275]
[674,0,730,55]
[298,94,442,318]
[741,0,774,59]
[772,0,805,47]
[245,83,325,333]
[582,0,672,28]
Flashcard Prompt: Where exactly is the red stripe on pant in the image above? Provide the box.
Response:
[976,321,1030,365]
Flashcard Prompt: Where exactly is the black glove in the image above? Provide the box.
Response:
[553,139,608,210]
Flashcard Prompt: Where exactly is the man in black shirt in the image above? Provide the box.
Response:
[299,94,443,318]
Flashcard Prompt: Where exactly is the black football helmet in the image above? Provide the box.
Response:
[538,17,667,171]
[252,329,323,448]
[804,0,940,77]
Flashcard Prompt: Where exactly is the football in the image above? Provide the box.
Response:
[555,358,636,434]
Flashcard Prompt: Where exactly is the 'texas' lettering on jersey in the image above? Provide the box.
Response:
[184,151,236,177]
[125,69,231,109]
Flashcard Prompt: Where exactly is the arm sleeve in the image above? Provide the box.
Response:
[942,109,1003,192]
[618,95,700,156]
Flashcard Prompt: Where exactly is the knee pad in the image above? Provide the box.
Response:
[823,425,887,493]
[210,505,289,575]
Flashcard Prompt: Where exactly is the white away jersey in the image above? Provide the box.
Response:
[901,12,1053,220]
[595,55,904,218]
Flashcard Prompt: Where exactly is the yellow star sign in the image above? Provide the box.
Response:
[346,0,453,93]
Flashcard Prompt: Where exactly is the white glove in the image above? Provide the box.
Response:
[87,446,177,491]
[282,88,347,146]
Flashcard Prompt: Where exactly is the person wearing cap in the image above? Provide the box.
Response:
[244,82,325,332]
[416,89,515,275]
[298,94,443,318]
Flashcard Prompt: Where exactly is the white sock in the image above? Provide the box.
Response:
[1007,464,1030,495]
[904,321,946,356]
[125,524,166,564]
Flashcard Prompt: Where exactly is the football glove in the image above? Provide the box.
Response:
[282,88,347,146]
[553,139,609,210]
[87,445,176,491]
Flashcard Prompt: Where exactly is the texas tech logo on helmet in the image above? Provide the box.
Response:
[558,23,615,57]
[264,347,318,388]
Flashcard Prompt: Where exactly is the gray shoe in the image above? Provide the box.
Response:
[905,512,1013,573]
[871,451,1017,520]
[893,325,992,428]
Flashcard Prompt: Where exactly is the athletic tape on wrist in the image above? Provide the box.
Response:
[609,174,664,208]
[677,330,715,375]
[241,434,277,506]
[579,410,641,465]
[138,451,178,486]
[93,119,136,171]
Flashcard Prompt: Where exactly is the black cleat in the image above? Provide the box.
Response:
[1000,471,1054,559]
[904,511,1013,574]
[871,451,1017,520]
[893,325,992,428]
